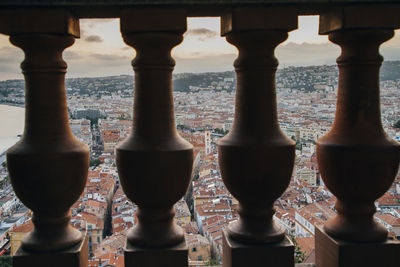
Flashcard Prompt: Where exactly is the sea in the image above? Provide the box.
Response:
[0,104,24,164]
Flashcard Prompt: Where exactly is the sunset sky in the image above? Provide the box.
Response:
[0,16,399,80]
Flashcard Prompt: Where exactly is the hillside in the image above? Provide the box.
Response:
[1,61,400,99]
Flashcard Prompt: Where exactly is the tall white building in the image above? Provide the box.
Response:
[205,130,211,156]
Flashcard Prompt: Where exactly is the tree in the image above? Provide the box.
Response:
[88,117,99,126]
[0,176,8,189]
[204,257,220,266]
[213,128,224,135]
[0,256,12,267]
[1,161,6,168]
[90,159,101,167]
[289,234,306,263]
[295,141,302,151]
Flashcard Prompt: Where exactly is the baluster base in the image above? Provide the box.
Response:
[222,230,294,267]
[13,230,88,267]
[125,240,188,267]
[316,226,400,267]
[227,218,285,244]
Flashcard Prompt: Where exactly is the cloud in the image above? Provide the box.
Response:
[66,52,132,78]
[173,42,338,72]
[0,46,23,59]
[381,46,400,61]
[85,35,103,43]
[64,51,82,60]
[185,28,218,41]
[382,30,400,47]
[276,42,340,67]
[89,53,129,62]
[81,19,116,29]
[2,38,400,80]
[175,53,236,73]
[0,46,24,79]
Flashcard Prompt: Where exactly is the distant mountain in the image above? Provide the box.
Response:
[1,61,400,97]
[276,41,400,68]
[380,61,400,81]
[172,61,400,92]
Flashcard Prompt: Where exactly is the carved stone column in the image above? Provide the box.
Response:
[316,7,400,267]
[0,10,88,267]
[218,8,297,267]
[117,9,193,267]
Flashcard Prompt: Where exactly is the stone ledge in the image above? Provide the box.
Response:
[0,0,398,5]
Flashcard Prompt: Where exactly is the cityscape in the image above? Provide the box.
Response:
[0,62,399,266]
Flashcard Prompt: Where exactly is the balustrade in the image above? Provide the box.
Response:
[0,3,399,267]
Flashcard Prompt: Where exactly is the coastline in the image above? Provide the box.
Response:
[0,104,24,160]
[0,102,24,108]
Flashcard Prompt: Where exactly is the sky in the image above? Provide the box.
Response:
[0,16,399,80]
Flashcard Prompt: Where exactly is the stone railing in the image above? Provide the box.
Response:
[1,1,400,267]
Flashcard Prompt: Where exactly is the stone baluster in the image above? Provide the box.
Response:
[0,10,89,267]
[117,9,193,267]
[218,8,297,267]
[316,7,400,267]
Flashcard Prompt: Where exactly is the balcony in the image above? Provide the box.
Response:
[0,1,400,267]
